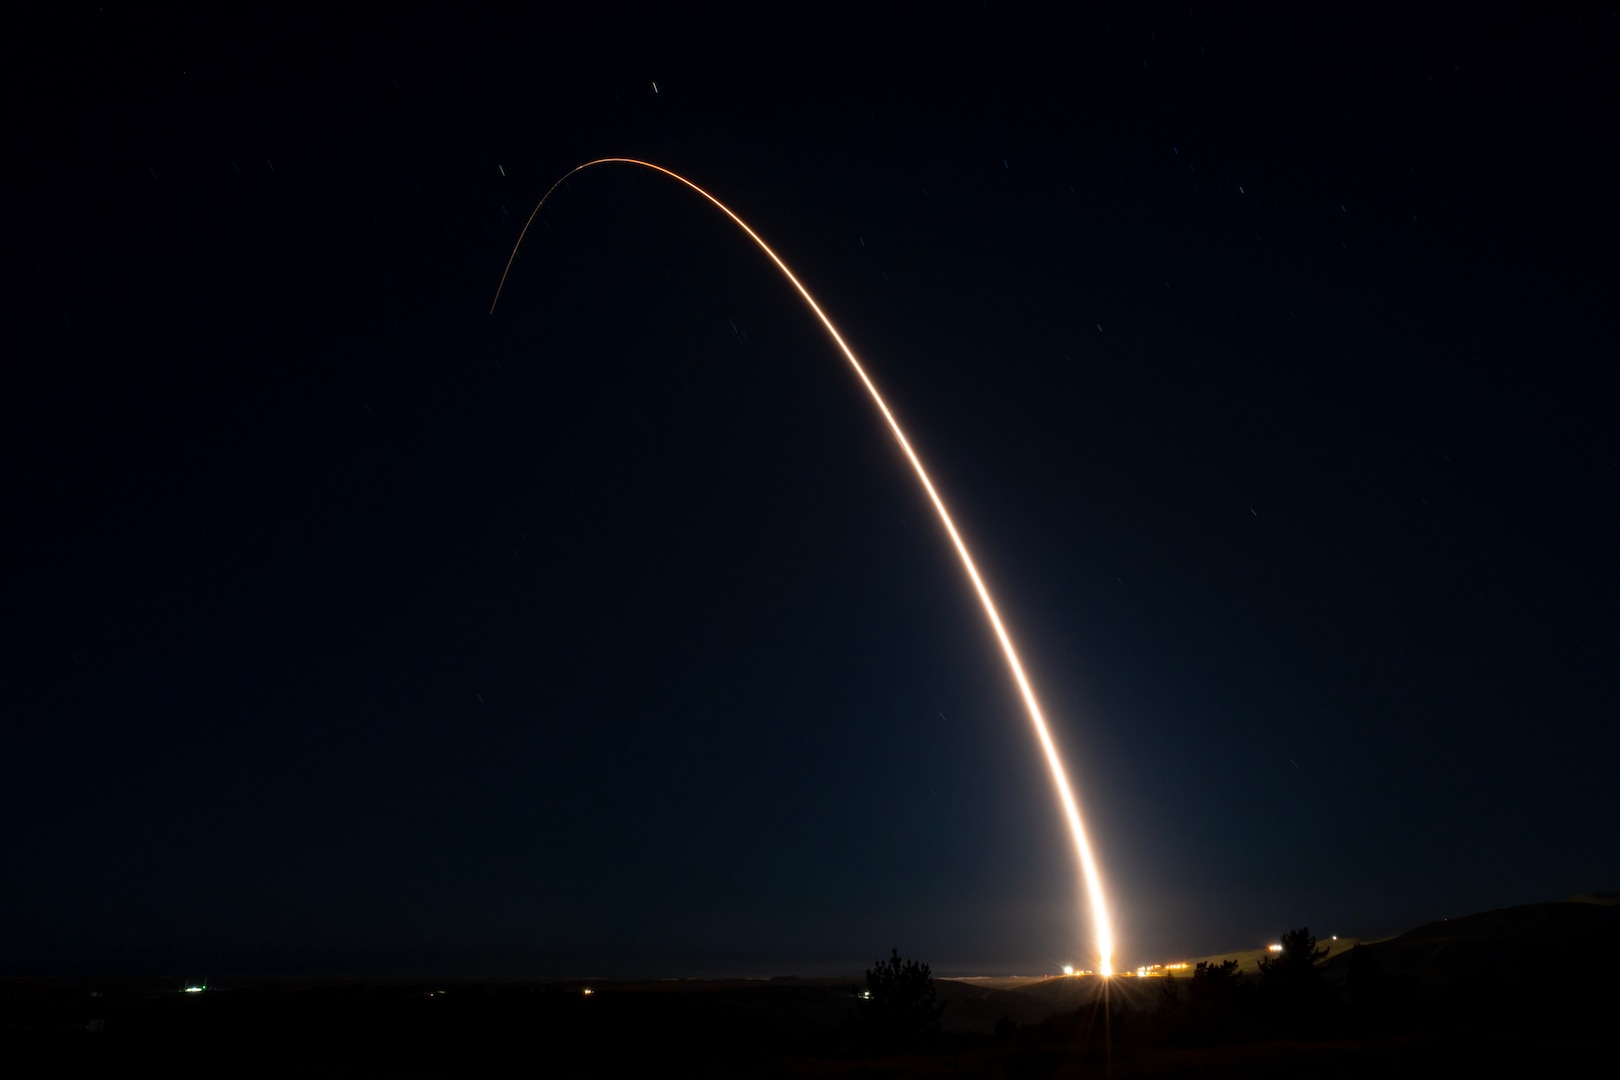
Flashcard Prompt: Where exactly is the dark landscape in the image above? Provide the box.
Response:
[8,896,1616,1076]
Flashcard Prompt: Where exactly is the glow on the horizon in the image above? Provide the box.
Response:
[492,158,1116,974]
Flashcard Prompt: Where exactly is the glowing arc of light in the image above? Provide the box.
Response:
[492,158,1115,975]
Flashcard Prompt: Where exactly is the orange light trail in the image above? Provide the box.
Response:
[491,158,1116,975]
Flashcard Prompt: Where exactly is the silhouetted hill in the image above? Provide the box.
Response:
[1332,899,1620,986]
[6,898,1618,1076]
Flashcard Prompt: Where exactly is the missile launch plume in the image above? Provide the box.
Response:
[491,158,1116,974]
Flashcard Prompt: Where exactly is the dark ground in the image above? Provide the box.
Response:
[7,899,1616,1077]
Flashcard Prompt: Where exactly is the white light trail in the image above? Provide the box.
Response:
[492,158,1116,974]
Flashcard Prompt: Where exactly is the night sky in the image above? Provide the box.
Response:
[5,6,1617,979]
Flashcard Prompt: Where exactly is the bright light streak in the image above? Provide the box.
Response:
[1062,964,1075,976]
[492,158,1117,974]
[1268,943,1284,952]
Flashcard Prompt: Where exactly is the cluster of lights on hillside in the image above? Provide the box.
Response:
[1057,963,1172,978]
[1057,938,1345,979]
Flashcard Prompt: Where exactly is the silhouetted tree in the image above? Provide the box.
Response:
[1190,958,1241,1001]
[1258,927,1331,1035]
[1343,943,1375,1017]
[1258,926,1330,982]
[1156,971,1180,1011]
[1180,959,1244,1043]
[1152,971,1181,1041]
[853,948,946,1047]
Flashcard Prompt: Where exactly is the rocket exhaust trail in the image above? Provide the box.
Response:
[491,158,1116,975]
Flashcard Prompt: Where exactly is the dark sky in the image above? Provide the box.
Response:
[5,5,1616,978]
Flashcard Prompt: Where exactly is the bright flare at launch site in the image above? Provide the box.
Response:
[492,158,1117,975]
